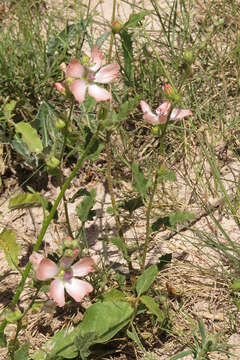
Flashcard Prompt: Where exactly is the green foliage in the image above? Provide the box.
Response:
[31,301,133,360]
[140,295,166,324]
[108,237,129,260]
[9,193,42,210]
[0,229,20,270]
[169,212,195,226]
[132,161,149,199]
[14,343,29,360]
[14,122,43,154]
[76,188,96,222]
[124,10,152,29]
[230,279,240,291]
[136,265,158,296]
[5,309,22,323]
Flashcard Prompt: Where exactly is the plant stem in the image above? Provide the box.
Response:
[140,108,173,272]
[11,129,100,307]
[59,99,75,238]
[107,0,117,64]
[105,131,134,276]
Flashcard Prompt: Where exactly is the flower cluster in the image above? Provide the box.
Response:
[30,252,95,307]
[55,45,120,103]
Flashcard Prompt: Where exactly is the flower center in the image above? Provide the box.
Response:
[88,72,95,82]
[64,269,73,281]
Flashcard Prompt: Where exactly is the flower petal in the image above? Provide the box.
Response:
[89,45,102,72]
[69,79,87,102]
[72,257,95,277]
[29,252,44,272]
[94,64,120,84]
[65,278,93,302]
[140,100,152,114]
[49,278,65,307]
[156,101,171,116]
[170,108,192,121]
[88,84,112,101]
[36,258,59,281]
[66,59,85,78]
[155,101,171,123]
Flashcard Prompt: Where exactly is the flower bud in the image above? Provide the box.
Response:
[183,49,194,65]
[72,239,79,249]
[54,82,66,95]
[81,54,90,66]
[64,248,74,257]
[111,19,124,34]
[151,126,159,136]
[163,83,181,104]
[46,156,60,169]
[54,118,66,129]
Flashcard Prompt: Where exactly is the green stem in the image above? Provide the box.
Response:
[107,0,117,64]
[58,99,75,238]
[140,107,173,272]
[11,129,100,307]
[105,132,134,276]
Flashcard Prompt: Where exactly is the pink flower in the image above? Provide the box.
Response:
[30,252,95,307]
[63,45,120,102]
[140,100,192,125]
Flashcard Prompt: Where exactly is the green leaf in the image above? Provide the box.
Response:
[169,211,195,226]
[157,164,176,182]
[34,101,58,148]
[127,325,145,353]
[120,30,133,85]
[140,295,165,324]
[0,229,20,269]
[5,309,22,323]
[14,343,29,360]
[118,98,138,122]
[76,188,96,222]
[109,237,129,260]
[132,161,149,199]
[230,279,240,291]
[136,265,158,296]
[124,10,152,28]
[9,192,41,209]
[100,289,126,302]
[74,332,98,360]
[169,350,193,360]
[77,301,133,343]
[15,121,43,154]
[3,100,17,120]
[34,328,78,359]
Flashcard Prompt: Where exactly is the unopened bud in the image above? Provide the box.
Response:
[64,249,74,257]
[46,156,60,169]
[151,126,159,136]
[111,19,124,34]
[54,82,66,95]
[183,49,194,65]
[164,83,181,104]
[81,54,90,66]
[72,239,79,249]
[54,118,66,129]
